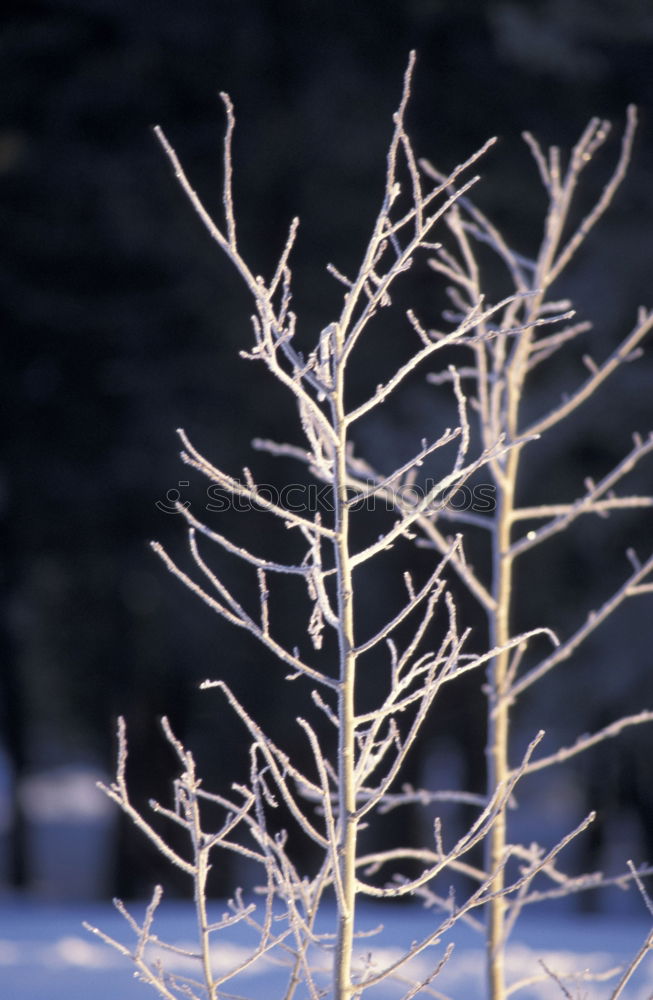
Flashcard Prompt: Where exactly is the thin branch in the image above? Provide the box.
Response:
[355,542,455,653]
[98,718,195,876]
[510,431,653,557]
[610,925,653,1000]
[512,496,653,521]
[202,680,330,848]
[524,309,653,438]
[549,106,638,283]
[153,541,338,690]
[522,711,653,776]
[510,552,653,699]
[177,427,337,539]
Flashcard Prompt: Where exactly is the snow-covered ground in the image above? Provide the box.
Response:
[0,897,652,999]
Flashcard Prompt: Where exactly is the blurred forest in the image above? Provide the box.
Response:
[2,0,652,904]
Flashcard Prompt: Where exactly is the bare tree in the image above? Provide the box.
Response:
[86,53,653,1000]
[403,93,653,1000]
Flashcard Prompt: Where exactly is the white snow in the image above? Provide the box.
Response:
[0,896,651,999]
[19,766,113,822]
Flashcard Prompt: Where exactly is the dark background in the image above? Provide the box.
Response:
[2,0,652,906]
